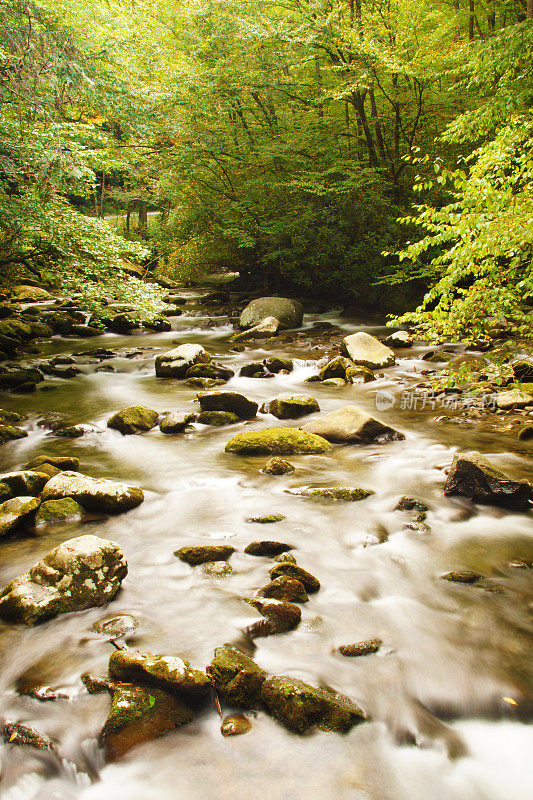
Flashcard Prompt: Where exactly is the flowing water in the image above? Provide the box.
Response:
[0,291,532,800]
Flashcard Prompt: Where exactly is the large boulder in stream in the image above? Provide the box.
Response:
[444,451,532,511]
[341,332,395,369]
[239,297,303,330]
[260,676,366,734]
[107,406,159,435]
[108,650,211,700]
[225,427,332,456]
[302,405,404,444]
[0,470,49,496]
[0,496,40,537]
[155,344,210,378]
[210,645,267,708]
[266,395,320,420]
[40,471,144,514]
[0,535,127,625]
[197,390,258,419]
[100,683,193,762]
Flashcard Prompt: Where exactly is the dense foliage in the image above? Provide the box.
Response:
[1,0,532,333]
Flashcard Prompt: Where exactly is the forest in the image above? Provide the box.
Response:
[1,0,532,342]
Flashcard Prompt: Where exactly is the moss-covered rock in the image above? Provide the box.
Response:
[441,570,482,584]
[269,562,320,593]
[107,406,159,435]
[0,496,40,537]
[264,357,293,373]
[0,408,22,424]
[0,534,127,625]
[258,576,308,603]
[197,390,258,419]
[186,363,234,381]
[244,540,293,557]
[267,395,320,420]
[155,343,210,378]
[174,544,235,565]
[0,470,49,497]
[0,481,12,502]
[159,411,195,434]
[341,332,395,369]
[108,649,211,701]
[202,560,233,576]
[99,683,193,762]
[239,361,271,378]
[495,388,533,409]
[302,405,404,444]
[225,427,332,456]
[41,471,144,514]
[321,377,346,387]
[262,457,295,475]
[318,356,354,381]
[345,365,376,384]
[0,366,43,391]
[231,316,281,341]
[2,721,55,752]
[444,450,532,511]
[24,455,80,471]
[186,377,225,389]
[261,676,366,734]
[197,410,239,426]
[209,645,267,708]
[286,486,374,502]
[239,297,303,330]
[247,513,286,523]
[221,714,252,736]
[12,285,53,302]
[35,498,85,525]
[382,330,413,348]
[0,425,28,444]
[338,639,382,657]
[244,597,301,638]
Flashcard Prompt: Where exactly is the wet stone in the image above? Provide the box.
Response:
[394,496,429,514]
[3,721,55,752]
[286,487,374,501]
[197,390,258,420]
[210,645,267,708]
[269,562,320,593]
[187,377,225,389]
[107,406,159,435]
[24,455,79,471]
[35,498,85,525]
[0,425,28,444]
[262,457,295,475]
[197,410,239,426]
[160,411,196,434]
[266,395,320,420]
[40,471,144,514]
[441,570,483,584]
[221,714,252,736]
[247,514,286,523]
[93,613,139,638]
[0,496,40,537]
[244,541,293,557]
[225,427,332,456]
[444,450,532,511]
[258,576,308,603]
[108,649,211,700]
[202,560,233,576]
[274,552,297,564]
[338,639,383,657]
[175,544,235,565]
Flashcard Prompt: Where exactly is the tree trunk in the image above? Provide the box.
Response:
[99,173,105,218]
[527,0,533,19]
[469,0,475,40]
[138,200,148,237]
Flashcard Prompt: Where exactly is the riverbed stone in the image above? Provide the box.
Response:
[247,514,286,523]
[245,597,301,637]
[318,356,354,381]
[12,285,53,302]
[0,408,22,424]
[3,721,55,752]
[202,560,233,576]
[443,451,532,511]
[108,649,211,700]
[0,496,40,537]
[187,377,226,389]
[244,540,293,557]
[24,454,80,471]
[341,332,395,369]
[34,498,85,525]
[322,378,346,387]
[382,330,413,348]
[197,410,239,426]
[210,645,267,708]
[0,481,11,502]
[258,577,308,603]
[221,714,252,736]
[260,676,366,734]
[159,411,195,434]
[0,425,28,444]
[512,360,533,382]
[93,613,138,638]
[518,425,533,441]
[338,639,382,657]
[231,316,281,341]
[495,388,533,409]
[239,297,303,330]
[40,472,144,514]
[267,395,320,420]
[0,366,43,391]
[0,470,49,496]
[264,357,293,373]
[262,457,295,474]
[174,544,235,565]
[155,344,210,378]
[99,683,193,762]
[197,390,258,419]
[0,534,127,625]
[225,427,332,455]
[239,361,271,378]
[441,570,482,584]
[269,562,320,592]
[345,365,376,383]
[302,405,404,444]
[286,486,374,501]
[107,406,159,435]
[186,363,234,381]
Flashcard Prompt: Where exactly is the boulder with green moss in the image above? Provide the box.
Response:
[210,645,267,708]
[261,676,366,734]
[186,377,225,389]
[99,683,193,762]
[231,316,281,341]
[197,390,258,419]
[258,576,308,603]
[269,562,320,593]
[0,425,28,444]
[155,343,210,378]
[159,411,195,434]
[341,331,395,369]
[186,363,234,381]
[318,356,354,381]
[239,297,303,330]
[0,470,49,497]
[244,541,293,557]
[107,406,159,435]
[108,649,211,701]
[345,365,376,383]
[286,486,374,502]
[35,498,85,525]
[244,597,301,638]
[266,395,320,420]
[262,457,295,475]
[12,285,53,302]
[40,471,144,514]
[0,481,11,502]
[175,544,235,565]
[264,357,293,373]
[225,427,332,456]
[247,513,286,523]
[0,366,43,391]
[24,455,80,471]
[197,410,239,426]
[0,408,22,424]
[0,534,127,625]
[0,496,40,537]
[302,405,404,444]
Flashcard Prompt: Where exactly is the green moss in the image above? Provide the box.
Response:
[289,487,374,502]
[225,427,332,455]
[210,645,267,708]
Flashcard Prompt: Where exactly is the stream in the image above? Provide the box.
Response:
[0,288,532,800]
